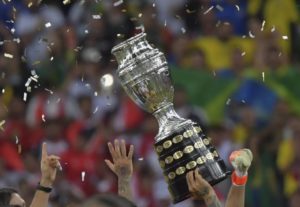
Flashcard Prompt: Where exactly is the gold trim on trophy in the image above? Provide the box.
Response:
[165,156,174,164]
[159,160,166,168]
[172,135,183,144]
[168,172,176,180]
[173,151,183,160]
[206,152,214,160]
[184,145,194,154]
[183,130,194,138]
[163,140,172,149]
[213,150,219,158]
[186,161,197,170]
[176,166,186,175]
[193,126,202,133]
[156,145,163,153]
[197,157,204,164]
[203,138,210,145]
[194,141,204,149]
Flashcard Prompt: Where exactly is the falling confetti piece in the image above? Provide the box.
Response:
[23,92,27,101]
[278,52,282,57]
[2,89,5,94]
[92,15,101,19]
[44,88,53,94]
[164,20,167,27]
[261,20,265,31]
[138,157,144,161]
[81,171,86,182]
[13,38,20,43]
[56,98,61,103]
[28,2,33,7]
[186,9,196,13]
[93,106,98,114]
[63,0,71,5]
[117,33,124,38]
[242,100,246,103]
[11,28,15,34]
[138,13,142,18]
[27,86,31,92]
[0,120,5,131]
[45,22,52,28]
[181,27,186,34]
[216,5,224,11]
[235,5,240,11]
[282,36,288,40]
[113,0,123,7]
[226,98,231,105]
[204,6,214,15]
[84,30,89,34]
[42,114,46,122]
[248,31,255,38]
[4,53,13,59]
[241,52,246,56]
[15,136,19,144]
[152,3,155,7]
[50,56,53,61]
[94,91,98,96]
[271,26,276,32]
[262,72,265,82]
[25,78,32,87]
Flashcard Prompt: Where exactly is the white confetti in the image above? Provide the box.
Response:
[113,0,123,7]
[164,20,167,27]
[138,13,142,18]
[226,98,231,105]
[94,91,98,96]
[248,31,255,38]
[63,0,71,5]
[138,157,144,161]
[84,29,89,34]
[44,88,53,94]
[0,120,5,131]
[271,25,276,32]
[235,5,240,11]
[181,27,186,34]
[152,3,155,7]
[242,100,246,103]
[23,92,27,101]
[92,15,101,19]
[262,72,265,82]
[56,98,61,103]
[216,5,224,11]
[42,114,46,122]
[26,86,31,92]
[50,56,54,61]
[25,78,32,87]
[45,22,52,28]
[4,53,13,59]
[2,88,5,94]
[282,36,288,40]
[11,28,15,34]
[93,106,98,114]
[261,20,265,31]
[13,38,20,43]
[241,51,246,56]
[204,6,214,15]
[15,136,19,144]
[81,171,86,182]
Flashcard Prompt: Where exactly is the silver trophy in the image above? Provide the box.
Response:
[112,33,229,203]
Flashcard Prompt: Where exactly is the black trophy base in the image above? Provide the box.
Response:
[154,124,231,204]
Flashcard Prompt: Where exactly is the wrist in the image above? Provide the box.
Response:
[40,178,53,188]
[231,170,248,186]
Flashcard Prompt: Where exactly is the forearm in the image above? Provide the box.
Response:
[30,179,52,207]
[203,190,222,207]
[118,177,133,203]
[225,185,245,207]
[30,191,50,207]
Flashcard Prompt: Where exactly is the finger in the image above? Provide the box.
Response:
[108,142,117,160]
[42,142,48,160]
[186,171,194,192]
[127,145,134,159]
[120,139,126,157]
[195,169,203,182]
[48,155,61,160]
[104,159,115,172]
[114,139,121,158]
[49,159,59,168]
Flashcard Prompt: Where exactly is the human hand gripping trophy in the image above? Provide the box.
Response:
[111,33,230,203]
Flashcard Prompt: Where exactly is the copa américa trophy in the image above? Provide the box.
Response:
[112,33,230,203]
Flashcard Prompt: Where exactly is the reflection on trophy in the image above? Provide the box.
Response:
[112,33,230,203]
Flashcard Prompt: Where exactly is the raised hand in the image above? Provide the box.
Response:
[230,149,253,177]
[40,143,61,187]
[186,169,222,207]
[105,139,134,180]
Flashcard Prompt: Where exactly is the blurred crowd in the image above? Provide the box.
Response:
[0,0,300,207]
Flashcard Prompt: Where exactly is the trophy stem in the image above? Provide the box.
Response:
[153,103,187,142]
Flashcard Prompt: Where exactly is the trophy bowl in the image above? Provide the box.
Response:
[112,33,230,203]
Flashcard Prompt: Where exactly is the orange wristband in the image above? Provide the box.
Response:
[231,171,248,186]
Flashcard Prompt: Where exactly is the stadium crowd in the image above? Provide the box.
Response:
[0,0,300,206]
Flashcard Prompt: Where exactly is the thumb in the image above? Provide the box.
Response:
[105,159,115,172]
